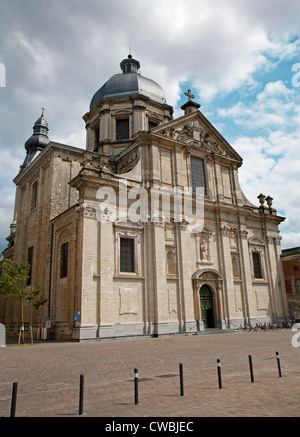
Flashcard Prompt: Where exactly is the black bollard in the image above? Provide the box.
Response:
[79,374,84,415]
[10,382,18,418]
[134,368,139,405]
[217,359,222,389]
[248,355,255,383]
[179,363,184,396]
[276,352,282,378]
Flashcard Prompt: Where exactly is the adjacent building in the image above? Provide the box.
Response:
[281,247,300,321]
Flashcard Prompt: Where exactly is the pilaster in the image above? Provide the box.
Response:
[73,203,99,340]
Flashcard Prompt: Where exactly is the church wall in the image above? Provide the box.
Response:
[50,207,77,339]
[112,279,145,336]
[50,151,81,219]
[1,145,83,337]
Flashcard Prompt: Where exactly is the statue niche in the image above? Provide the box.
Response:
[200,237,209,261]
[196,229,213,267]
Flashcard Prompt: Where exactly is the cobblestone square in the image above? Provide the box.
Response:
[0,330,299,417]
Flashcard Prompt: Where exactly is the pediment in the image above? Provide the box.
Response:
[151,111,242,163]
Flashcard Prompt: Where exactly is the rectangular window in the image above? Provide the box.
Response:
[60,242,69,278]
[252,252,263,279]
[94,126,100,150]
[296,279,300,294]
[191,156,207,195]
[116,119,129,140]
[120,238,135,273]
[27,246,33,285]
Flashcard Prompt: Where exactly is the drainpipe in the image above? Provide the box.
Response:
[48,222,54,318]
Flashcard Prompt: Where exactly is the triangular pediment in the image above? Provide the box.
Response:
[151,111,242,163]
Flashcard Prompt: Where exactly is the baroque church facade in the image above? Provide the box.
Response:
[0,55,289,340]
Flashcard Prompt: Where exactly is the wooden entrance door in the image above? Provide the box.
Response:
[200,285,215,328]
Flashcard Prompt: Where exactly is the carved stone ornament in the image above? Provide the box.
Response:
[220,225,248,239]
[76,203,97,219]
[178,219,189,231]
[239,229,249,239]
[151,214,166,227]
[220,225,230,237]
[162,120,231,157]
[266,233,282,245]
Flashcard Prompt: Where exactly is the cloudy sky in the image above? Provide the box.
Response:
[0,0,300,253]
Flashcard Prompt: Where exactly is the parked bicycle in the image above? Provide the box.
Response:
[238,322,292,332]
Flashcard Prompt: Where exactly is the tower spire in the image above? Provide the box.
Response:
[20,111,50,170]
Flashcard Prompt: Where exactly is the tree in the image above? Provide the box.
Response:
[0,259,47,343]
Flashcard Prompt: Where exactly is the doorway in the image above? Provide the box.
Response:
[200,285,215,328]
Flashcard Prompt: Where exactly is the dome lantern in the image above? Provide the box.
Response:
[120,55,140,74]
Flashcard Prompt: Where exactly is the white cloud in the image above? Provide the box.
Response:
[1,0,300,252]
[218,80,299,132]
[232,124,300,249]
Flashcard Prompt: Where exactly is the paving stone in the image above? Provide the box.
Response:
[0,330,299,417]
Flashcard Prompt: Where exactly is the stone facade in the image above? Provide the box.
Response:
[0,57,289,340]
[281,247,300,321]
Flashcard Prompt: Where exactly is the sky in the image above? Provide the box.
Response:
[0,0,300,253]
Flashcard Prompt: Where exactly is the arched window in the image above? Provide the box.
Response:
[30,180,38,211]
[166,248,177,276]
[231,253,240,278]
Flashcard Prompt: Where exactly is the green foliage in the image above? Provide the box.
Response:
[26,288,48,309]
[0,259,30,300]
[0,259,47,326]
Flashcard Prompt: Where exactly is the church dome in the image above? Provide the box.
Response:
[90,55,167,110]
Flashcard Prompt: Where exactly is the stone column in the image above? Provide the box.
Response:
[216,280,226,329]
[177,222,198,334]
[218,225,232,327]
[133,104,146,134]
[193,280,204,332]
[150,144,161,187]
[97,219,115,338]
[268,234,289,321]
[148,219,170,335]
[239,228,251,323]
[99,108,111,142]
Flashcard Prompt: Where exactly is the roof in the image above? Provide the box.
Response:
[282,247,300,255]
[90,56,166,110]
